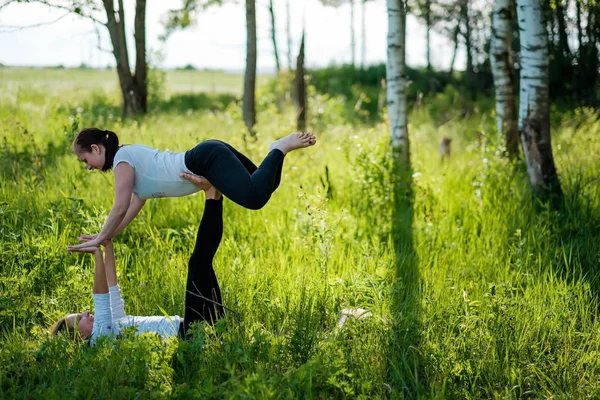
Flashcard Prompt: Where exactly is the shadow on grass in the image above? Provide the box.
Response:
[388,154,425,396]
[547,178,600,301]
[152,93,238,115]
[59,92,239,127]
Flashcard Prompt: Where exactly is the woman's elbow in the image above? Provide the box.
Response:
[112,204,129,217]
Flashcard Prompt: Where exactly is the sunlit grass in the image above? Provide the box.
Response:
[1,68,600,398]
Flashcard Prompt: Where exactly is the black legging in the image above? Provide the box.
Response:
[184,140,284,210]
[182,198,225,337]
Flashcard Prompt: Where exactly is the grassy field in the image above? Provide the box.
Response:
[1,68,600,398]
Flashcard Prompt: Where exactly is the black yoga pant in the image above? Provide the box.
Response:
[184,140,285,210]
[182,198,225,337]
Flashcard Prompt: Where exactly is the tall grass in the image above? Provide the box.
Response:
[1,68,600,398]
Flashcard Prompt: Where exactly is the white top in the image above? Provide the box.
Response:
[90,285,181,346]
[112,144,200,199]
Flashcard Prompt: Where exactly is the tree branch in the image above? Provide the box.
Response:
[0,0,20,12]
[32,0,106,25]
[0,11,70,32]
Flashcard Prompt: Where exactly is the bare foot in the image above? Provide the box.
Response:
[269,132,316,155]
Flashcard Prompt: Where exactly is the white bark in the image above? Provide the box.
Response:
[386,0,409,162]
[361,0,366,69]
[350,0,356,67]
[516,0,562,197]
[490,0,518,156]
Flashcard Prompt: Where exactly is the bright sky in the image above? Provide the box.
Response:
[0,0,465,72]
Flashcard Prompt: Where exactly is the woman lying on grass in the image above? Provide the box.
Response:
[52,176,227,343]
[68,128,316,251]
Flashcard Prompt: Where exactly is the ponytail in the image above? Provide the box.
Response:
[73,128,120,172]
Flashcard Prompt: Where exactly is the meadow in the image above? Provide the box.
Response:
[1,67,600,399]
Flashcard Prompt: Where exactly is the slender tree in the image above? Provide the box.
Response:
[386,0,409,163]
[491,0,519,157]
[361,0,367,68]
[243,0,257,133]
[448,16,461,74]
[461,0,474,96]
[411,0,440,70]
[350,0,356,66]
[286,0,293,71]
[295,32,306,131]
[267,0,280,73]
[516,0,563,202]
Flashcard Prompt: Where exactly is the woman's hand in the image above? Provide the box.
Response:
[181,173,212,190]
[181,173,221,199]
[68,245,101,254]
[78,235,112,247]
[78,234,98,242]
[68,237,104,251]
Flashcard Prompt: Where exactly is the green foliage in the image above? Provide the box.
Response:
[308,64,484,123]
[2,68,600,398]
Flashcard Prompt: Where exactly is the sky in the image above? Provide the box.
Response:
[0,0,465,72]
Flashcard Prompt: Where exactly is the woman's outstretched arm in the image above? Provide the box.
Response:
[112,195,146,238]
[68,163,135,250]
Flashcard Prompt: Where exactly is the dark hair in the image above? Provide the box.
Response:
[73,128,120,172]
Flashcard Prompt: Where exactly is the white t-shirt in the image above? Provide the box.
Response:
[90,285,181,346]
[112,144,200,199]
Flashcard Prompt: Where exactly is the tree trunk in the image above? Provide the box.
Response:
[555,0,571,57]
[350,0,356,67]
[516,0,563,202]
[462,0,475,99]
[449,17,461,74]
[102,0,146,117]
[134,0,147,114]
[243,0,257,133]
[361,0,367,69]
[425,0,432,70]
[491,0,519,158]
[268,0,281,73]
[463,0,472,75]
[295,33,306,131]
[576,0,583,56]
[286,0,292,71]
[386,0,409,163]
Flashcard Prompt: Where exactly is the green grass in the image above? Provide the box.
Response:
[1,67,600,398]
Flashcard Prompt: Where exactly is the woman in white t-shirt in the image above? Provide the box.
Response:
[52,180,226,342]
[68,127,316,251]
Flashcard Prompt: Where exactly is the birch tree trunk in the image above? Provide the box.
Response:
[243,0,257,133]
[516,0,563,201]
[386,0,409,164]
[350,0,356,67]
[361,0,366,69]
[490,0,519,158]
[102,0,147,117]
[286,0,292,71]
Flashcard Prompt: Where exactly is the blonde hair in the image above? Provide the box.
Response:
[50,314,83,341]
